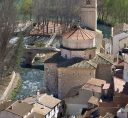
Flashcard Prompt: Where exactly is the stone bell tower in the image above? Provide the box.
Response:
[81,0,97,31]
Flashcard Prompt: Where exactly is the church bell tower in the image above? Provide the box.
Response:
[81,0,97,31]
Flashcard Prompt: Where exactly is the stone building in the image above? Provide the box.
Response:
[81,0,97,31]
[61,27,96,60]
[112,32,128,57]
[44,50,113,99]
[64,78,107,115]
[0,94,62,118]
[44,0,109,99]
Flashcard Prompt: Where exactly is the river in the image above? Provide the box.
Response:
[16,61,45,100]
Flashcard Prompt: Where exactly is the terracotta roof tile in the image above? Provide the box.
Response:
[82,78,106,93]
[63,27,94,41]
[6,101,33,117]
[39,94,61,109]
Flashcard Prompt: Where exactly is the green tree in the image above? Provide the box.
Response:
[20,0,33,21]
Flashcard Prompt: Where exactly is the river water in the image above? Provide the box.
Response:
[16,59,45,100]
[15,23,111,100]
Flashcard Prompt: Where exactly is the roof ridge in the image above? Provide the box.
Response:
[97,53,113,64]
[87,60,97,68]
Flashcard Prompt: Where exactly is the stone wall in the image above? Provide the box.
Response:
[61,48,96,60]
[0,72,20,101]
[44,63,58,96]
[96,64,112,83]
[58,67,96,99]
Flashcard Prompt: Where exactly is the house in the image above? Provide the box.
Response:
[64,78,108,116]
[112,32,128,57]
[0,101,33,118]
[24,93,62,118]
[0,94,62,118]
[98,77,128,117]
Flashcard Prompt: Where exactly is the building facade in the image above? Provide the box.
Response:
[81,0,97,30]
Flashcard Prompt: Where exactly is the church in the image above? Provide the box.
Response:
[44,0,113,100]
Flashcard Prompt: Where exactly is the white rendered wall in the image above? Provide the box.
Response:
[124,62,128,82]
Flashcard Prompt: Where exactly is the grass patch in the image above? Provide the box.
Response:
[8,76,22,101]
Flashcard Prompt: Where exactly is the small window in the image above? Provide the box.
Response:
[86,0,91,5]
[89,54,92,59]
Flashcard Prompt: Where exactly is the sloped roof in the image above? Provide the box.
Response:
[113,32,128,41]
[26,112,44,118]
[32,103,51,116]
[39,94,61,109]
[63,27,94,41]
[6,101,33,117]
[93,53,114,65]
[71,53,114,68]
[82,78,106,93]
[70,59,97,69]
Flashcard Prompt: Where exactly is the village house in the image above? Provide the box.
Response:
[98,77,128,117]
[0,94,62,118]
[112,32,128,57]
[0,101,33,118]
[64,78,108,116]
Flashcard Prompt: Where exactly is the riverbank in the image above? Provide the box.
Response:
[8,73,22,101]
[0,72,22,101]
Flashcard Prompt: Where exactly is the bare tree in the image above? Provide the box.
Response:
[33,0,80,33]
[0,0,17,79]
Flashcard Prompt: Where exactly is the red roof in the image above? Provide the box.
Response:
[63,27,94,41]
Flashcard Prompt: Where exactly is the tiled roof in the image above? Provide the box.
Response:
[6,101,33,117]
[70,60,97,69]
[93,53,114,65]
[26,112,44,118]
[71,53,114,68]
[32,103,51,116]
[113,32,128,41]
[39,94,61,109]
[63,27,94,41]
[82,78,106,93]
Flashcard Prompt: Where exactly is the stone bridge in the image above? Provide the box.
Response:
[23,47,60,66]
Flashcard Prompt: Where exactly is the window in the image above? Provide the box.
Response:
[89,54,92,59]
[86,0,91,5]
